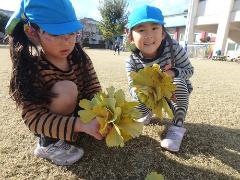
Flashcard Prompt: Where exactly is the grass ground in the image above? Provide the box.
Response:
[0,48,239,179]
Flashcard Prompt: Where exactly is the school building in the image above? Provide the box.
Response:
[79,18,105,48]
[163,0,240,57]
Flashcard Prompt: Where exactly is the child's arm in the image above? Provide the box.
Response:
[22,102,78,142]
[82,59,102,99]
[125,57,138,100]
[171,41,194,80]
[22,102,102,141]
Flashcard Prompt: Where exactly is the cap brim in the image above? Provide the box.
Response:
[5,17,21,35]
[5,0,24,35]
[128,18,165,29]
[39,20,84,35]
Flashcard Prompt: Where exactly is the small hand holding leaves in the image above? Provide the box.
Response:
[130,64,176,119]
[78,87,143,147]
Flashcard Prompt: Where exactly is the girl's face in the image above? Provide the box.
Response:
[38,30,77,61]
[131,22,164,59]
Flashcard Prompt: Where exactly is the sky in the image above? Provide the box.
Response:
[0,0,188,20]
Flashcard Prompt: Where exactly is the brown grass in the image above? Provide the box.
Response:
[0,48,239,179]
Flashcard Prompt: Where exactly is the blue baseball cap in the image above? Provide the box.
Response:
[127,5,165,29]
[5,0,83,35]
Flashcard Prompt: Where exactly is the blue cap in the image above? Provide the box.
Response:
[127,5,165,29]
[5,0,83,35]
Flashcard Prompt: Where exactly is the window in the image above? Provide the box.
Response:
[194,33,199,42]
[227,43,236,51]
[169,34,174,39]
[236,44,240,50]
[179,33,185,41]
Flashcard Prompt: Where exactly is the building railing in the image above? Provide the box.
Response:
[187,43,214,58]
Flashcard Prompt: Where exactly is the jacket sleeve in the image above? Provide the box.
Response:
[22,102,78,142]
[125,56,138,101]
[125,56,151,116]
[173,41,194,80]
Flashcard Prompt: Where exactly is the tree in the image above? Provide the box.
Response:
[0,12,10,33]
[98,0,128,42]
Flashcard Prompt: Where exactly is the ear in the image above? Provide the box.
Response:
[24,24,39,45]
[162,27,167,39]
[126,29,133,43]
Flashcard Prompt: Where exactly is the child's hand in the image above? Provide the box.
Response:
[163,64,175,78]
[171,93,177,102]
[98,120,112,137]
[75,117,103,140]
[164,64,177,101]
[165,70,175,78]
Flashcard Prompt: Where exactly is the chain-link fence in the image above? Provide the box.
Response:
[187,44,214,58]
[187,44,213,58]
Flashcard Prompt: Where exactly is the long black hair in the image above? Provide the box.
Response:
[9,21,90,107]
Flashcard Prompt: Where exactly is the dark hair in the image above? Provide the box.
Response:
[9,21,90,107]
[130,26,175,66]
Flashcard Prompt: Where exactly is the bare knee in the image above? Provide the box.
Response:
[49,81,78,115]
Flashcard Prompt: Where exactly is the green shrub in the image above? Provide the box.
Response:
[125,41,136,52]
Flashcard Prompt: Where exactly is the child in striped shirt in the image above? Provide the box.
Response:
[126,5,194,152]
[6,0,103,165]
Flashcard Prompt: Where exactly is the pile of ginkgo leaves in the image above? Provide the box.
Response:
[78,87,143,147]
[130,64,176,120]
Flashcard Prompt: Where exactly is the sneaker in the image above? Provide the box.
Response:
[34,140,84,166]
[160,125,186,152]
[137,112,153,125]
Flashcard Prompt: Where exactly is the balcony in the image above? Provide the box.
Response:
[193,0,240,42]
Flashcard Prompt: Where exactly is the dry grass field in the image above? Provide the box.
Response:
[0,48,239,179]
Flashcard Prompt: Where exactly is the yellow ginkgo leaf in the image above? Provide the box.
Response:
[130,71,153,87]
[106,124,124,147]
[162,98,173,119]
[145,172,164,180]
[152,63,160,71]
[120,130,132,142]
[78,109,95,123]
[121,101,139,111]
[103,98,116,111]
[92,93,104,106]
[109,107,121,123]
[97,117,109,136]
[152,101,163,120]
[114,89,125,107]
[106,86,115,98]
[122,107,141,120]
[118,117,143,138]
[92,106,108,118]
[79,99,92,110]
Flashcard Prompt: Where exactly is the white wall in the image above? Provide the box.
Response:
[197,0,223,16]
[233,0,240,11]
[197,0,240,23]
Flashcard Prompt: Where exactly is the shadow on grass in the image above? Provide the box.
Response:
[182,123,240,172]
[66,122,239,180]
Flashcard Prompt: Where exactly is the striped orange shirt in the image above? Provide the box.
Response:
[22,54,101,142]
